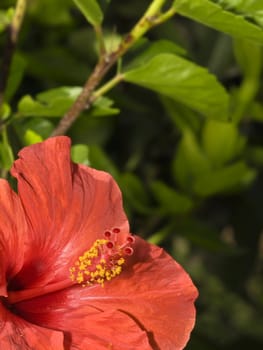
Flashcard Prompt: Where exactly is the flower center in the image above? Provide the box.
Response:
[70,228,135,287]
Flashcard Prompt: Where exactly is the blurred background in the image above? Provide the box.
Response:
[1,1,263,349]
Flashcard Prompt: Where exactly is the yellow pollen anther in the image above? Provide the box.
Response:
[69,233,134,287]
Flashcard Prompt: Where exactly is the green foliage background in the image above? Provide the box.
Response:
[1,0,263,349]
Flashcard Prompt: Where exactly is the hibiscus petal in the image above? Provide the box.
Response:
[0,180,27,296]
[0,303,64,350]
[64,308,153,350]
[79,237,198,350]
[8,137,197,349]
[10,136,129,289]
[14,298,152,349]
[14,238,197,350]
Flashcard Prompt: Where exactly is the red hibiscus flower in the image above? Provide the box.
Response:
[0,136,198,350]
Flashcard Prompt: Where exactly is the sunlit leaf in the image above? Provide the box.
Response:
[126,40,187,70]
[173,0,263,44]
[217,0,263,27]
[23,129,43,145]
[124,53,229,119]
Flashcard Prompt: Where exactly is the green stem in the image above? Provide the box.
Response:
[11,0,27,42]
[0,126,13,178]
[51,0,174,136]
[144,0,167,17]
[154,6,177,24]
[92,74,124,100]
[129,0,166,37]
[94,25,106,56]
[232,78,259,124]
[0,0,27,108]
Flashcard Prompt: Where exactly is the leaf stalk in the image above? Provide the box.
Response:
[51,0,175,136]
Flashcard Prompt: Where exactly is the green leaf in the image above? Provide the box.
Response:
[0,103,11,120]
[161,97,201,133]
[18,87,118,118]
[249,101,263,122]
[73,0,103,26]
[193,161,256,196]
[173,130,211,190]
[234,39,263,77]
[232,39,263,122]
[26,119,54,139]
[0,141,14,170]
[246,146,263,166]
[36,86,82,102]
[173,0,263,44]
[23,129,43,145]
[71,144,90,165]
[124,53,229,120]
[18,94,73,117]
[29,0,72,25]
[14,118,54,145]
[126,39,187,70]
[151,181,193,214]
[89,97,119,117]
[217,0,263,27]
[119,173,153,214]
[18,87,81,117]
[88,145,119,179]
[0,8,14,33]
[4,53,27,102]
[202,120,246,167]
